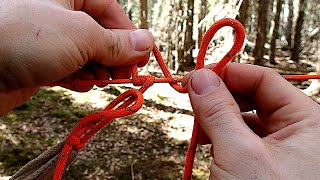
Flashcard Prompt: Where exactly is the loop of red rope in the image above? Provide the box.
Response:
[50,18,320,180]
[53,89,145,179]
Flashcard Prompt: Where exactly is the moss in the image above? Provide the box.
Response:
[0,147,40,175]
[0,88,86,176]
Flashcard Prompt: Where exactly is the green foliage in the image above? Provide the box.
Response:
[0,88,93,176]
[0,145,42,174]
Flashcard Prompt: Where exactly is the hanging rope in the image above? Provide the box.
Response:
[48,18,320,180]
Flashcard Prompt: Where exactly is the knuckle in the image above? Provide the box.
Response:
[71,11,99,39]
[103,29,122,61]
[68,11,101,61]
[262,66,280,77]
[200,96,239,125]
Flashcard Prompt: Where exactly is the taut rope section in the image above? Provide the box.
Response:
[34,18,320,180]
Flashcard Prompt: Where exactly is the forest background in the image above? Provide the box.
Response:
[0,0,319,179]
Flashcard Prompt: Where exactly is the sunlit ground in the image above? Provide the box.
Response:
[52,83,195,141]
[1,71,318,179]
[1,84,212,179]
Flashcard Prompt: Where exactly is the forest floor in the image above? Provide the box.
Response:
[0,55,319,180]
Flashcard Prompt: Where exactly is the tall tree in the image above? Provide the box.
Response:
[139,0,148,29]
[197,0,207,49]
[283,0,293,48]
[291,0,307,62]
[237,0,249,27]
[179,0,195,71]
[269,0,283,64]
[175,0,185,72]
[253,0,270,65]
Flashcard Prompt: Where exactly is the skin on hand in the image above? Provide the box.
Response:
[183,63,320,179]
[0,0,155,115]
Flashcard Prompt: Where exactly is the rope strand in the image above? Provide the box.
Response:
[49,18,320,180]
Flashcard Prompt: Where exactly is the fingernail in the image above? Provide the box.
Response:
[191,69,220,95]
[130,29,154,51]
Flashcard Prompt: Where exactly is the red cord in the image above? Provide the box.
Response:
[49,18,320,180]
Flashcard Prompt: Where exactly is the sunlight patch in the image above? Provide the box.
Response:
[50,87,112,109]
[166,115,194,141]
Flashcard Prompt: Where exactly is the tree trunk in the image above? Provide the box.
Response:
[291,0,306,62]
[139,0,148,29]
[269,0,282,64]
[166,0,175,69]
[197,0,207,49]
[179,0,195,71]
[237,0,249,27]
[283,0,293,48]
[253,0,270,65]
[175,0,184,72]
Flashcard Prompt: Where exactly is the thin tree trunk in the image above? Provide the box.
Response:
[179,0,195,71]
[283,0,293,48]
[175,0,184,72]
[291,0,306,62]
[253,0,270,65]
[197,0,207,49]
[139,0,148,29]
[237,0,249,27]
[269,0,282,64]
[166,0,175,69]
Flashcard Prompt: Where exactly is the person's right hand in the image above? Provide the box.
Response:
[183,63,320,179]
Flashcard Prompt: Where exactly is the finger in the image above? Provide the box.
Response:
[198,128,211,145]
[110,66,132,79]
[77,0,136,29]
[58,69,93,92]
[137,54,150,67]
[68,11,154,67]
[188,69,262,155]
[92,63,110,80]
[0,87,39,116]
[199,112,266,146]
[183,70,257,112]
[75,70,94,92]
[75,0,151,68]
[234,95,256,112]
[242,113,267,137]
[217,63,320,132]
[98,29,154,65]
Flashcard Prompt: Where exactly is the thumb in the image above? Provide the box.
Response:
[187,68,260,151]
[94,29,154,66]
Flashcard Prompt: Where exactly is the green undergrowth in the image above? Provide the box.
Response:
[0,88,95,175]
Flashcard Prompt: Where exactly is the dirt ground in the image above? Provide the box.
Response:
[0,85,211,180]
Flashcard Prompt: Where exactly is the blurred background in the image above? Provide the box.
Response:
[1,0,319,179]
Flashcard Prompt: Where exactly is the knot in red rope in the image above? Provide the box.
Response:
[50,18,247,180]
[66,135,85,151]
[132,75,154,86]
[49,18,319,180]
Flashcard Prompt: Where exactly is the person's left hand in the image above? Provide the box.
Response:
[0,0,155,115]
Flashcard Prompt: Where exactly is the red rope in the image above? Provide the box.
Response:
[49,18,320,180]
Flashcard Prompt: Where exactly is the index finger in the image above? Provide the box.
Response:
[219,63,320,132]
[74,0,149,76]
[75,0,136,29]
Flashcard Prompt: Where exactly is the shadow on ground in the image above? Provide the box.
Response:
[0,88,210,180]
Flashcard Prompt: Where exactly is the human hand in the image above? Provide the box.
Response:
[0,0,154,115]
[183,63,320,179]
